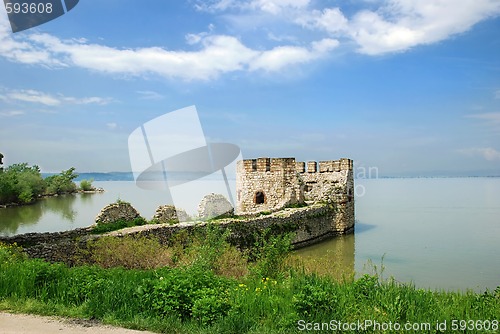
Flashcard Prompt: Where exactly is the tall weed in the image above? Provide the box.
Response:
[89,235,174,269]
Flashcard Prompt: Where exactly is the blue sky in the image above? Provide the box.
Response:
[0,0,499,176]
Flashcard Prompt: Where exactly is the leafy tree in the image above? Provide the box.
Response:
[0,163,45,204]
[44,167,78,195]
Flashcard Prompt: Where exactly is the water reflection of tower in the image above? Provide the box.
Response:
[293,234,355,280]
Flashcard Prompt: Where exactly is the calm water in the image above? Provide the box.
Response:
[1,178,499,291]
[296,178,500,292]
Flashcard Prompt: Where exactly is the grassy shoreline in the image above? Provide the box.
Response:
[1,230,499,334]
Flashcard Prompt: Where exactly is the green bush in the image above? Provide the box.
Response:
[353,273,380,300]
[143,266,235,322]
[0,163,46,204]
[292,275,338,317]
[79,179,94,191]
[92,217,147,234]
[250,229,293,279]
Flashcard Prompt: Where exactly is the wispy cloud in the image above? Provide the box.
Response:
[466,112,500,131]
[194,0,310,14]
[0,110,24,117]
[0,88,113,107]
[458,147,500,161]
[466,112,500,123]
[106,122,118,130]
[136,91,165,101]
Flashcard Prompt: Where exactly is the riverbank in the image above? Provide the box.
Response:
[0,239,499,334]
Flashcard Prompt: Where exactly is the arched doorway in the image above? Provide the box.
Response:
[255,191,265,204]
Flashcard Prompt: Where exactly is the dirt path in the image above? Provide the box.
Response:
[0,312,154,334]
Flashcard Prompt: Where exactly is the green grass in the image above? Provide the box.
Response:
[1,236,499,334]
[91,217,148,234]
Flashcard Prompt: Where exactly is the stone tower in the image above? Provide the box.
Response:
[236,157,354,230]
[236,158,303,215]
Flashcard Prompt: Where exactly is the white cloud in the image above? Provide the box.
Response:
[106,122,118,130]
[0,16,66,67]
[466,112,500,131]
[194,0,237,12]
[297,8,349,34]
[0,10,336,81]
[267,32,297,43]
[198,0,500,56]
[458,147,500,161]
[0,1,499,81]
[0,88,113,106]
[250,38,338,71]
[5,89,61,106]
[348,0,500,54]
[466,112,500,123]
[21,32,260,80]
[61,96,113,105]
[250,0,310,14]
[185,24,215,45]
[0,110,24,117]
[136,91,165,101]
[195,0,310,14]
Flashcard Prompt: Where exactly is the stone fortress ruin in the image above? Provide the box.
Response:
[236,157,354,230]
[0,156,355,262]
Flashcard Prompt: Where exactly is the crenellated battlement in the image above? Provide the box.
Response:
[240,157,297,173]
[240,157,353,174]
[297,158,353,174]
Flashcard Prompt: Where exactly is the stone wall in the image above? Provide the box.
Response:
[0,203,354,264]
[0,227,94,264]
[112,203,352,250]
